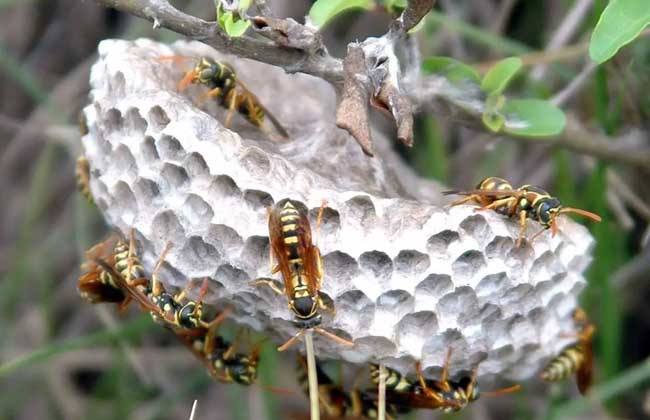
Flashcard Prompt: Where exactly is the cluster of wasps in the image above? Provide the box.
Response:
[78,232,260,385]
[74,54,604,417]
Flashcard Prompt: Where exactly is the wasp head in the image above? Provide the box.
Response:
[535,196,562,231]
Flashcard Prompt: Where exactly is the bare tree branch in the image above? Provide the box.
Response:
[392,0,437,33]
[92,0,650,170]
[336,44,373,155]
[94,0,343,83]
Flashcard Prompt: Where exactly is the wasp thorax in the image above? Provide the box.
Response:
[292,295,318,318]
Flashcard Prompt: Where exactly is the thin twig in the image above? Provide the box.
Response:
[94,0,343,83]
[92,0,650,169]
[531,0,593,80]
[552,61,598,106]
[304,331,320,420]
[377,362,387,420]
[188,399,198,420]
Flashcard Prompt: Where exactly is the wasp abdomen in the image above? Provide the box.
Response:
[541,344,585,381]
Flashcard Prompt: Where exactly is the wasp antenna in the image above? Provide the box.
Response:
[313,327,354,347]
[482,384,521,397]
[559,207,602,222]
[259,384,298,396]
[153,242,173,275]
[198,277,210,300]
[157,54,193,63]
[442,190,461,196]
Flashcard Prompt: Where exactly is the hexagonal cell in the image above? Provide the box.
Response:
[394,250,430,276]
[148,105,171,131]
[159,162,189,191]
[344,195,377,228]
[81,39,595,379]
[425,230,456,255]
[124,107,147,134]
[208,175,241,198]
[182,194,214,227]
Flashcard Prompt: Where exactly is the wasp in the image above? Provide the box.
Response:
[444,177,602,246]
[75,156,94,204]
[540,308,595,395]
[169,55,288,139]
[92,256,260,386]
[176,314,261,385]
[254,199,353,351]
[372,349,520,413]
[142,242,220,331]
[297,357,395,419]
[78,233,147,306]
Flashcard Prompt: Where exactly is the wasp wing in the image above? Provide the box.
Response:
[576,339,594,395]
[235,78,289,139]
[268,205,297,301]
[442,188,523,197]
[294,211,323,296]
[77,270,127,303]
[93,258,175,325]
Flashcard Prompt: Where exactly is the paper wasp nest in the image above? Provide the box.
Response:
[82,39,594,381]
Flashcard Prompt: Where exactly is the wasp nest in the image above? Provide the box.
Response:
[81,39,594,381]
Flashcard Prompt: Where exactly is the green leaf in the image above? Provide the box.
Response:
[480,57,523,95]
[224,13,251,37]
[384,0,407,14]
[216,1,251,37]
[422,56,481,84]
[589,0,650,63]
[482,94,506,132]
[502,99,566,137]
[309,0,373,28]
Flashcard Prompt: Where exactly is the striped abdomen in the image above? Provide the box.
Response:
[279,201,303,269]
[541,343,585,381]
[369,364,413,393]
[477,176,513,192]
[113,240,145,282]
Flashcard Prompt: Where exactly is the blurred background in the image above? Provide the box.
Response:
[0,0,649,419]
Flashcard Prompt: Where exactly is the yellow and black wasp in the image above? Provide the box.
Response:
[254,199,353,351]
[92,256,260,386]
[75,156,94,204]
[540,308,595,395]
[176,314,261,386]
[371,349,520,413]
[78,233,147,307]
[445,176,602,246]
[165,55,289,139]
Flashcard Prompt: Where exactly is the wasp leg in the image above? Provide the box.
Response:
[315,199,328,244]
[251,278,285,296]
[197,87,222,107]
[225,90,239,128]
[438,347,453,392]
[313,328,354,347]
[117,296,133,312]
[449,195,479,207]
[415,361,446,405]
[125,229,137,285]
[278,329,305,352]
[150,242,173,296]
[515,210,528,247]
[317,294,335,314]
[476,197,517,212]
